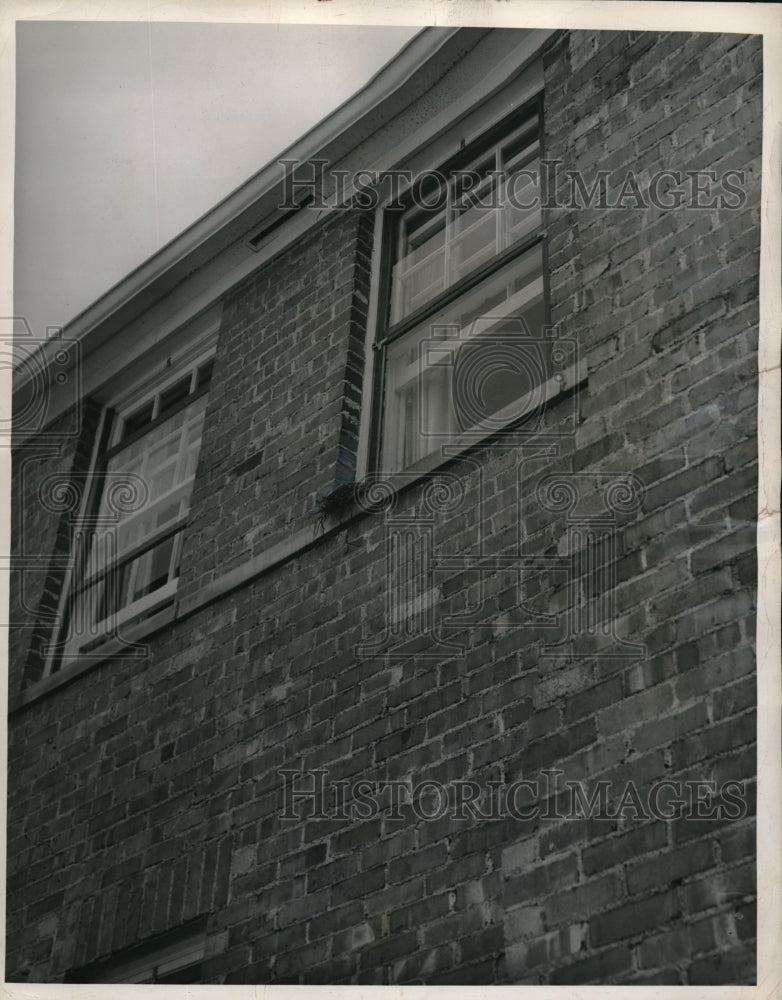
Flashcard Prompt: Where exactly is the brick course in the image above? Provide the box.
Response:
[7,28,759,986]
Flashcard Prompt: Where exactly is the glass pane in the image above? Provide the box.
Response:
[504,160,542,247]
[97,559,132,622]
[389,115,540,326]
[129,534,176,602]
[69,556,132,638]
[121,402,153,441]
[70,394,207,648]
[450,208,499,281]
[390,204,447,325]
[98,410,185,533]
[147,433,181,473]
[451,146,496,213]
[146,459,178,498]
[381,244,544,474]
[184,409,206,454]
[158,375,192,418]
[500,120,539,171]
[68,577,104,640]
[99,396,208,546]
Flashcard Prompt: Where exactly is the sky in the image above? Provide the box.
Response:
[14,21,420,335]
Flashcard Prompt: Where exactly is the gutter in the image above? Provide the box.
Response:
[13,27,486,398]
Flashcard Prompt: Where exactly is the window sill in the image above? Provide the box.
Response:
[9,602,176,714]
[375,356,585,484]
[11,358,585,715]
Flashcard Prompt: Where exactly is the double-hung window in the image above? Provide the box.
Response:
[54,356,213,667]
[373,101,546,475]
[66,921,206,984]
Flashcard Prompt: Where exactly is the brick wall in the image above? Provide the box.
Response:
[177,210,374,604]
[7,29,760,986]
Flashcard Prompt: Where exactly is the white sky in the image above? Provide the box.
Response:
[14,21,419,335]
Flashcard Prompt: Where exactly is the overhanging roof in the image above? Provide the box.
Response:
[13,26,490,403]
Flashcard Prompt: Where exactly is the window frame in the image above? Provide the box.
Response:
[45,347,216,675]
[65,919,207,984]
[366,93,552,478]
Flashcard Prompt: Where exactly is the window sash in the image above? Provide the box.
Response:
[58,389,207,663]
[389,113,541,327]
[376,106,547,476]
[86,400,206,574]
[67,524,184,634]
[380,242,545,474]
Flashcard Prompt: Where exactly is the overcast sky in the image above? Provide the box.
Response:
[14,21,419,335]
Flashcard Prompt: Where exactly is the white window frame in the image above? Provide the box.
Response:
[366,99,547,477]
[44,325,218,676]
[355,61,574,485]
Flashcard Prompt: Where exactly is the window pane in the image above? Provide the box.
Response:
[450,206,498,281]
[158,375,192,418]
[120,402,153,441]
[504,159,542,246]
[381,244,544,473]
[500,119,539,171]
[389,112,539,326]
[450,147,500,280]
[390,204,448,324]
[129,534,176,602]
[95,396,208,559]
[66,394,207,652]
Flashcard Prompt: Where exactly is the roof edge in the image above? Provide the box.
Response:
[14,26,470,393]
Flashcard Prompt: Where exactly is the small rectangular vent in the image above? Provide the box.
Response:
[248,193,314,250]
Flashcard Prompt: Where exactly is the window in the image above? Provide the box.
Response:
[53,356,213,667]
[372,102,546,475]
[66,921,206,983]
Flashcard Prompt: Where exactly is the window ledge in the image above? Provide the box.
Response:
[11,358,586,715]
[176,356,587,620]
[376,356,586,484]
[9,604,175,714]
